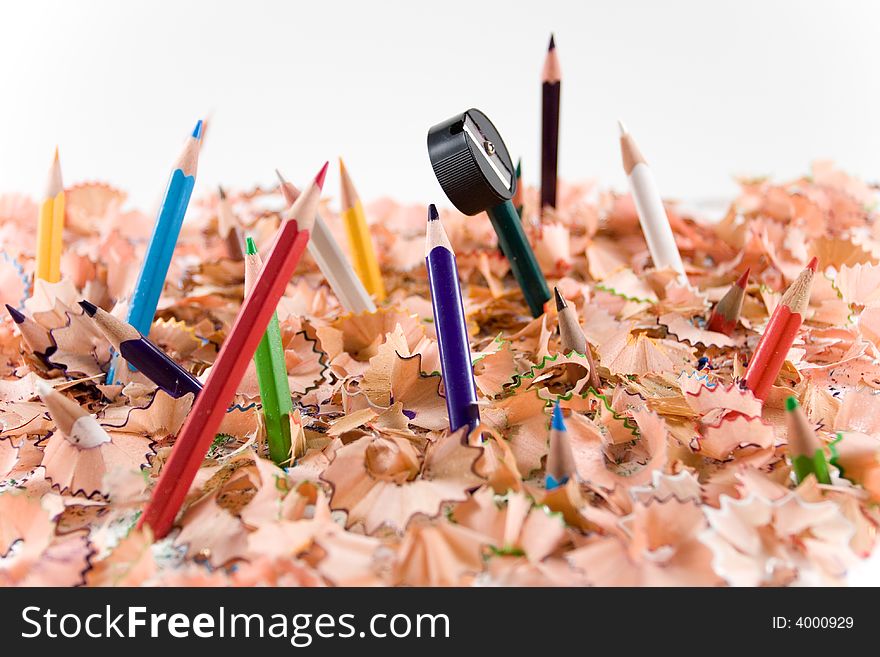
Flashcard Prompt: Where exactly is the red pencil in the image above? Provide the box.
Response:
[139,162,327,539]
[706,268,749,335]
[743,258,817,402]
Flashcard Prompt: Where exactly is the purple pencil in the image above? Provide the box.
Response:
[79,300,202,399]
[426,204,480,433]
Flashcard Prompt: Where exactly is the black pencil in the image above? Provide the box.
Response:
[79,300,202,398]
[540,34,561,214]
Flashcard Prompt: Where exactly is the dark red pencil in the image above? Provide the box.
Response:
[706,268,750,335]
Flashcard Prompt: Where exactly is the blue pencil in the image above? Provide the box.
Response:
[107,120,202,383]
[425,204,480,434]
[546,401,576,490]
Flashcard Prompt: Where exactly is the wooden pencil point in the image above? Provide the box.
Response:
[5,303,25,324]
[554,286,567,311]
[785,395,831,484]
[78,300,98,317]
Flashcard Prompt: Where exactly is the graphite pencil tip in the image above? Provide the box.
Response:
[428,204,439,222]
[192,119,204,140]
[548,33,556,50]
[807,256,819,272]
[785,395,799,412]
[5,303,24,324]
[617,119,627,137]
[735,267,751,289]
[553,286,567,311]
[78,300,98,317]
[245,236,257,256]
[314,161,329,189]
[35,379,54,399]
[218,185,227,200]
[551,401,566,431]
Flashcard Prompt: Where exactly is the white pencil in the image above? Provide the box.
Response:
[618,121,688,285]
[36,380,110,448]
[276,169,376,314]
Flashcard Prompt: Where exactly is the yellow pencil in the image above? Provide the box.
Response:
[339,159,385,301]
[35,148,64,282]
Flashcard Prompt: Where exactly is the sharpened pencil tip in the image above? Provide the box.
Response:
[245,236,257,255]
[274,168,287,185]
[548,33,556,50]
[5,303,24,324]
[78,300,98,317]
[515,158,521,178]
[735,268,750,289]
[553,286,567,311]
[551,401,566,431]
[314,162,329,189]
[338,157,346,175]
[35,379,53,399]
[785,395,800,412]
[617,119,627,137]
[428,204,439,222]
[806,256,819,272]
[192,119,203,140]
[218,186,226,200]
[53,146,59,163]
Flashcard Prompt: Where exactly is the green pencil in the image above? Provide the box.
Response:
[245,237,293,465]
[488,199,551,317]
[785,396,831,485]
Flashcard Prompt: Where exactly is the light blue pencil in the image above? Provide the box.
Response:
[107,120,202,383]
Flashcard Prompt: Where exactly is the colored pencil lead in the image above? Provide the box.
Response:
[555,286,601,390]
[706,268,750,335]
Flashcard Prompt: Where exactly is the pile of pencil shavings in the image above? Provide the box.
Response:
[1,159,879,587]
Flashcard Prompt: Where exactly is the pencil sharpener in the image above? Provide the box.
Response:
[427,108,515,215]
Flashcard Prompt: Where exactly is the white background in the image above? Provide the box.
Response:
[1,0,879,212]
